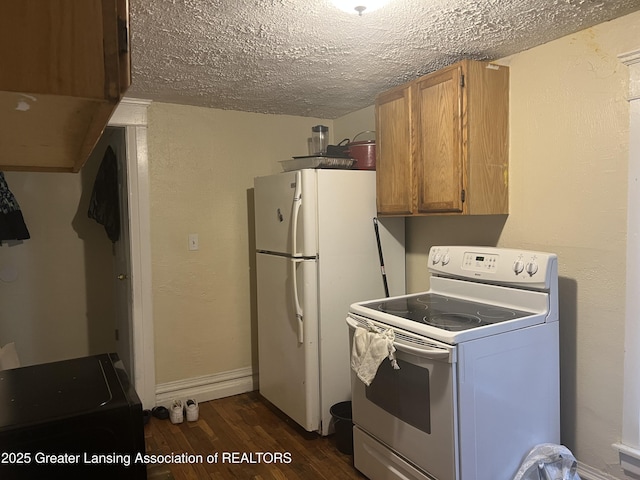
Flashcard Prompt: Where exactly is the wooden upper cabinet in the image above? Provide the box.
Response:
[0,0,130,172]
[414,65,464,214]
[375,59,509,216]
[375,84,413,215]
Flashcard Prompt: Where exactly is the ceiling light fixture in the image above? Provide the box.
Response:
[331,0,390,16]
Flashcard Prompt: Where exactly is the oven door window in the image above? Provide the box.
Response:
[366,357,431,434]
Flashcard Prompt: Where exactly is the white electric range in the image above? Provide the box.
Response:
[347,246,560,480]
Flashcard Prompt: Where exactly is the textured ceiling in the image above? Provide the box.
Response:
[127,0,640,119]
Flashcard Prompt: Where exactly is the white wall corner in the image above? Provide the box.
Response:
[155,367,258,408]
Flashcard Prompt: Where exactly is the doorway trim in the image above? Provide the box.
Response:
[109,98,155,408]
[614,48,640,477]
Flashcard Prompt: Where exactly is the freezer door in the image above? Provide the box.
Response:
[256,252,320,432]
[254,170,318,257]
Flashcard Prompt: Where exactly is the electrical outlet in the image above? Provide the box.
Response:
[188,233,199,251]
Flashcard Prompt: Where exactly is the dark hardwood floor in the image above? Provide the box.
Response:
[144,391,366,479]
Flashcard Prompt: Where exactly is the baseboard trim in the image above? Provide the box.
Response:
[613,443,640,478]
[155,367,258,407]
[577,462,622,480]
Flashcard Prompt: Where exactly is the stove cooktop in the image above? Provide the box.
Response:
[359,293,535,333]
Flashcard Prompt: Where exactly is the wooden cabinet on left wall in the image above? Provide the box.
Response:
[0,0,130,172]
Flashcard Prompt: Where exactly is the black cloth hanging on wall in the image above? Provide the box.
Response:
[88,146,120,243]
[0,172,30,241]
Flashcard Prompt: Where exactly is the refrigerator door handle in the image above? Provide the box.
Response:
[291,171,302,256]
[292,257,304,343]
[291,171,304,343]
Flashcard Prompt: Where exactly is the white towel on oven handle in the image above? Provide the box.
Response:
[351,324,399,386]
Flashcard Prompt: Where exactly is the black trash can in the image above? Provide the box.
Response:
[330,401,353,455]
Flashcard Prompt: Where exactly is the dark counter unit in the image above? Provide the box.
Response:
[0,353,146,479]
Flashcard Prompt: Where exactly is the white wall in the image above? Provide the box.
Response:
[0,138,117,366]
[334,105,375,143]
[404,11,640,478]
[146,103,334,384]
[501,20,633,478]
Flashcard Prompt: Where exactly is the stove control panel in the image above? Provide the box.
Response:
[462,252,499,272]
[429,246,557,289]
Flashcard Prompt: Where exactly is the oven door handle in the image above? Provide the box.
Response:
[393,341,453,362]
[347,316,454,362]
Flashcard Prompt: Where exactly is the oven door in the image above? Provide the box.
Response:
[347,315,459,480]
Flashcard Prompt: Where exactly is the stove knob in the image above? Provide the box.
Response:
[432,251,442,265]
[513,260,524,275]
[526,261,539,276]
[441,253,450,266]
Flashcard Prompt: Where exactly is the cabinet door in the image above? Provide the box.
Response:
[0,0,130,172]
[0,0,121,100]
[414,65,464,213]
[375,85,414,215]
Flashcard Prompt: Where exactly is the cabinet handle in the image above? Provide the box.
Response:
[118,17,129,53]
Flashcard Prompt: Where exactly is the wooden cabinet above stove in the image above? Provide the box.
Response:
[375,60,509,216]
[0,0,130,173]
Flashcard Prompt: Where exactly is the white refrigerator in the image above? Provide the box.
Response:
[254,168,405,435]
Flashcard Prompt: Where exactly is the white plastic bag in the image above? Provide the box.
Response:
[513,443,581,480]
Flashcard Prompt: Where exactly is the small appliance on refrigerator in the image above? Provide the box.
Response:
[254,168,405,435]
